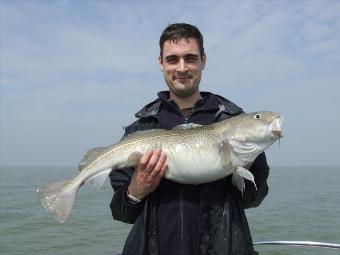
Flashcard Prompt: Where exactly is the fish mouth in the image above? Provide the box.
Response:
[271,116,284,138]
[272,130,282,137]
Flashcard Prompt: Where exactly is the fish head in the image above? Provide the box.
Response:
[221,111,283,160]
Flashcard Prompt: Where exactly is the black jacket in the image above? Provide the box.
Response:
[109,92,270,255]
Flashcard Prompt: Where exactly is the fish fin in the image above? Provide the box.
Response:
[232,171,245,194]
[87,168,112,189]
[218,141,232,165]
[37,179,79,223]
[232,167,257,194]
[127,151,143,167]
[172,123,202,130]
[121,129,164,141]
[78,146,109,171]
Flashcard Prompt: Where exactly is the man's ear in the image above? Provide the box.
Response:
[202,53,206,70]
[159,55,164,71]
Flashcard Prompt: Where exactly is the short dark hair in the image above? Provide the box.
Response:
[159,23,204,59]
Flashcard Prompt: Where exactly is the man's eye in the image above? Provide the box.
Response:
[165,56,179,64]
[186,57,197,63]
[167,59,178,64]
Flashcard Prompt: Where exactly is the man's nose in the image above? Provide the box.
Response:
[176,58,188,72]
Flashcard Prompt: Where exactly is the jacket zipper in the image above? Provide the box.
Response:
[178,114,189,255]
[179,187,184,255]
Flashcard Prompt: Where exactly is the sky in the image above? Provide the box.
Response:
[1,0,340,167]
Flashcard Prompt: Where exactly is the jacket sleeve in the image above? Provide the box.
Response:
[109,167,145,224]
[241,152,270,209]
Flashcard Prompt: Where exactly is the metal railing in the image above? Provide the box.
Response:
[112,240,340,254]
[253,240,340,249]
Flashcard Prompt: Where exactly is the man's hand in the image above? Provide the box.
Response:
[127,149,168,200]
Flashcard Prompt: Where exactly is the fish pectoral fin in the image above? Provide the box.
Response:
[232,171,245,194]
[232,167,257,194]
[127,151,144,167]
[87,168,112,189]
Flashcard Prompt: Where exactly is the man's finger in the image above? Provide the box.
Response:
[153,163,168,184]
[137,151,153,171]
[160,163,168,177]
[149,152,167,180]
[144,149,162,174]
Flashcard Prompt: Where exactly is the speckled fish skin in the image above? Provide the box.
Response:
[37,111,283,223]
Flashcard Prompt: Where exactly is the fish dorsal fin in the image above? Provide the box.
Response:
[172,123,202,130]
[121,129,165,141]
[78,146,109,171]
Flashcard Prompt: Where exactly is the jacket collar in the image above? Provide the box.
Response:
[135,91,243,119]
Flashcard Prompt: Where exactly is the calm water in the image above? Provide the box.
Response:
[0,166,339,255]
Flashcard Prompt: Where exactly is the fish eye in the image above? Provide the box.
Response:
[253,113,261,120]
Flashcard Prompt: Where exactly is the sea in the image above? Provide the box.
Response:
[0,166,339,255]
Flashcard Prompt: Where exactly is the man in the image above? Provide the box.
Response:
[109,23,269,255]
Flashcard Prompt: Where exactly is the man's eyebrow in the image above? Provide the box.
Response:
[165,53,199,60]
[165,55,179,61]
[185,54,199,58]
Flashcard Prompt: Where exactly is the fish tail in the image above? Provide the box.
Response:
[37,179,79,223]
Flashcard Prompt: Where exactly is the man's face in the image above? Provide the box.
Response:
[159,38,206,98]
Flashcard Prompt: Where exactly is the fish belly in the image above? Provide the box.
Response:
[163,142,232,185]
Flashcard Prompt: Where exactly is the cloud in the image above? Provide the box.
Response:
[1,0,340,166]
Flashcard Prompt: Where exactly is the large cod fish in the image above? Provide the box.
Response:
[37,111,283,223]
